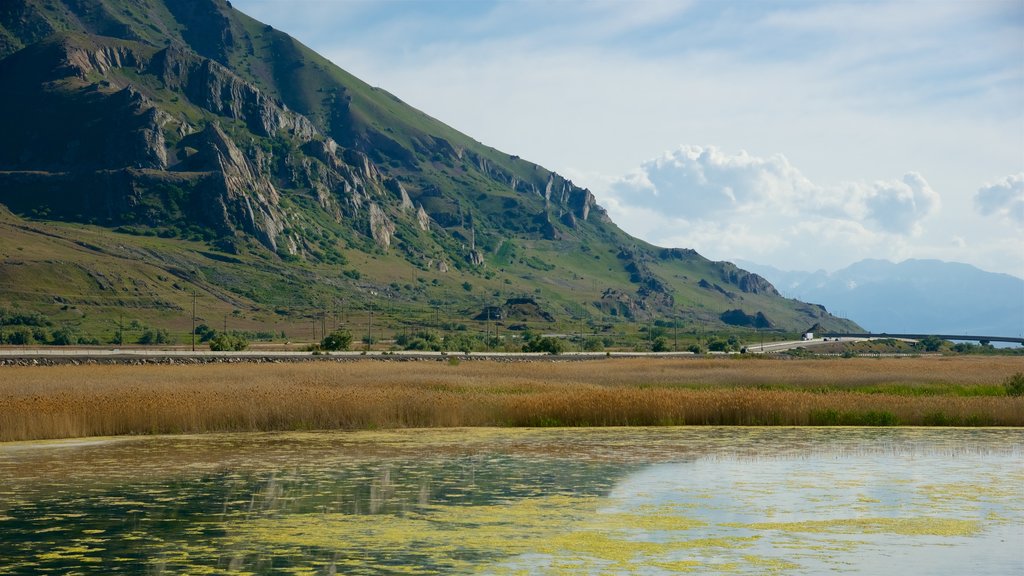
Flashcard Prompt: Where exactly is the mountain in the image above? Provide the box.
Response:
[738,259,1024,337]
[0,0,858,343]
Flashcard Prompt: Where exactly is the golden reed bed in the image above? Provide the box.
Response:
[1,356,1022,441]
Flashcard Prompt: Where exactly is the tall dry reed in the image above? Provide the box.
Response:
[1,357,1022,441]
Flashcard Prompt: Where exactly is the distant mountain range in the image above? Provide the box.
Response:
[0,0,859,339]
[737,259,1024,337]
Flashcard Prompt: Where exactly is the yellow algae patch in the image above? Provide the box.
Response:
[649,559,702,573]
[218,494,607,571]
[535,531,677,565]
[729,517,981,537]
[742,555,801,573]
[919,482,1022,503]
[217,494,756,574]
[594,512,707,532]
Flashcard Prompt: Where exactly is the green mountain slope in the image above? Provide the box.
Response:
[0,0,859,347]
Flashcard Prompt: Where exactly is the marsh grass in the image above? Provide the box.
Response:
[1,357,1022,440]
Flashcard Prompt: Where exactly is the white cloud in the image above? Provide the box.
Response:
[601,146,941,271]
[228,0,1024,277]
[975,173,1024,226]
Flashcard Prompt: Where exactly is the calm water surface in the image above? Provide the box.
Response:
[0,427,1021,575]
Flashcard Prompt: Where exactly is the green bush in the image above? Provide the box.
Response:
[320,329,353,351]
[523,336,565,355]
[194,324,216,342]
[918,335,945,352]
[651,337,670,352]
[50,326,79,346]
[397,330,442,351]
[138,328,173,345]
[209,333,249,351]
[1005,372,1024,397]
[443,333,477,354]
[6,326,34,345]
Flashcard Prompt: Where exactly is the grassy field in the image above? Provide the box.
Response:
[1,356,1022,441]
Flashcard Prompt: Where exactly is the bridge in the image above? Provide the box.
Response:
[822,333,1024,345]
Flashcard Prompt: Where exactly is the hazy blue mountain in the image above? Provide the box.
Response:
[736,259,1024,337]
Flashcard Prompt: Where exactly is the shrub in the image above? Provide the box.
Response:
[209,333,249,351]
[918,336,944,352]
[320,329,353,351]
[138,328,173,345]
[523,336,565,355]
[707,339,729,352]
[50,327,78,346]
[194,324,216,342]
[319,327,352,350]
[651,337,670,352]
[443,333,476,354]
[398,330,442,351]
[6,326,34,345]
[1005,372,1024,397]
[582,337,604,352]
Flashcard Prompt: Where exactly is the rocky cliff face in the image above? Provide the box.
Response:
[185,123,289,252]
[0,0,861,333]
[151,44,318,141]
[717,262,780,296]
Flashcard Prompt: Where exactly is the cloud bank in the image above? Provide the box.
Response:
[601,146,941,271]
[975,173,1024,226]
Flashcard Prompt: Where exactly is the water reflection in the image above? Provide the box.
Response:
[0,428,1021,575]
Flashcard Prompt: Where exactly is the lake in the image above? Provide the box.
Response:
[1,427,1021,575]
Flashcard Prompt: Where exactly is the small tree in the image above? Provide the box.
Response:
[6,326,33,345]
[919,336,944,352]
[320,329,353,351]
[523,335,565,355]
[209,333,249,351]
[582,337,604,352]
[50,326,78,346]
[194,324,216,342]
[651,337,670,352]
[138,328,173,345]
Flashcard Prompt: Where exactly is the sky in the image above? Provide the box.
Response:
[231,0,1024,279]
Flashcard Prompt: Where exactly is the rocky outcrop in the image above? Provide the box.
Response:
[720,309,773,328]
[186,123,287,252]
[109,86,170,170]
[151,44,318,140]
[368,203,394,249]
[718,262,780,296]
[598,289,639,319]
[60,39,143,79]
[416,205,430,231]
[385,178,413,211]
[699,279,737,300]
[659,248,701,261]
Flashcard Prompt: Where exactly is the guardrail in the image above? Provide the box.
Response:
[822,333,1023,344]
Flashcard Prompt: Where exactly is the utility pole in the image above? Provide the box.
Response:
[579,303,585,352]
[366,305,373,351]
[191,292,196,352]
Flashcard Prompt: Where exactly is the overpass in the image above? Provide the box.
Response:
[822,333,1024,345]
